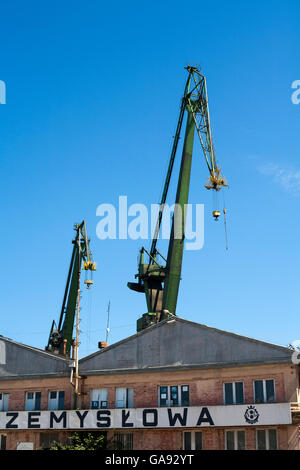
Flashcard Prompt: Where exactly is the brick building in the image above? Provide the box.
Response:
[0,317,299,450]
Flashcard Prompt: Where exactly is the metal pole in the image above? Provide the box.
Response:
[75,241,81,395]
[106,301,110,343]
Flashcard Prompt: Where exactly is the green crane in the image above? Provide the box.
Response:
[46,220,96,356]
[128,66,227,332]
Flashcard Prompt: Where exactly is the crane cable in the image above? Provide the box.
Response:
[222,191,229,251]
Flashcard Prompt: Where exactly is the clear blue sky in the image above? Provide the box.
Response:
[0,0,299,357]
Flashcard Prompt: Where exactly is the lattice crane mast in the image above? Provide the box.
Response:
[46,220,96,356]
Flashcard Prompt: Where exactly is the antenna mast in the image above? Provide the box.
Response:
[106,301,110,343]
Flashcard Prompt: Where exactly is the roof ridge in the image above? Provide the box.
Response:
[79,316,290,363]
[173,317,291,352]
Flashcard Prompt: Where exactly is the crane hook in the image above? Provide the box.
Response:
[212,210,221,221]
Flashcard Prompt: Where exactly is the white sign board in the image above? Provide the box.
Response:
[0,403,291,430]
[16,442,34,450]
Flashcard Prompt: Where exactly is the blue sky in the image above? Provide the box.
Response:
[0,0,299,357]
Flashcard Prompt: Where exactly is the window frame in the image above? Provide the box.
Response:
[223,382,245,405]
[115,388,134,409]
[158,385,190,407]
[25,391,41,411]
[39,432,60,450]
[225,429,246,450]
[256,428,278,450]
[0,393,9,412]
[114,432,133,450]
[48,390,65,410]
[183,431,202,450]
[253,379,276,404]
[90,388,108,409]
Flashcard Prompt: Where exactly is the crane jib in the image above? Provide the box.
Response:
[127,65,228,332]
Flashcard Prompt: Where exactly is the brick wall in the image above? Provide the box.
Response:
[80,362,298,408]
[0,377,73,411]
[0,362,299,450]
[1,426,296,450]
[1,362,297,411]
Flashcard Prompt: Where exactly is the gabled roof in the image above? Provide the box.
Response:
[0,335,72,380]
[79,317,292,374]
[0,317,293,380]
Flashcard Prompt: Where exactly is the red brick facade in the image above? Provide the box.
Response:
[0,361,299,450]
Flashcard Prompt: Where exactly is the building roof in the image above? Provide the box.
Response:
[0,335,72,380]
[0,317,293,380]
[79,316,293,375]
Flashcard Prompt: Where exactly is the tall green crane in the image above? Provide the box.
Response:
[46,220,96,356]
[128,66,227,332]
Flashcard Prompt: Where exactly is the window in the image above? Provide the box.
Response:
[0,435,6,451]
[25,392,41,411]
[114,433,133,450]
[256,429,277,450]
[183,431,202,450]
[90,389,108,409]
[39,433,59,450]
[223,382,244,405]
[0,394,9,411]
[225,430,245,450]
[115,388,134,408]
[48,391,65,410]
[181,385,190,406]
[254,380,275,404]
[159,385,189,407]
